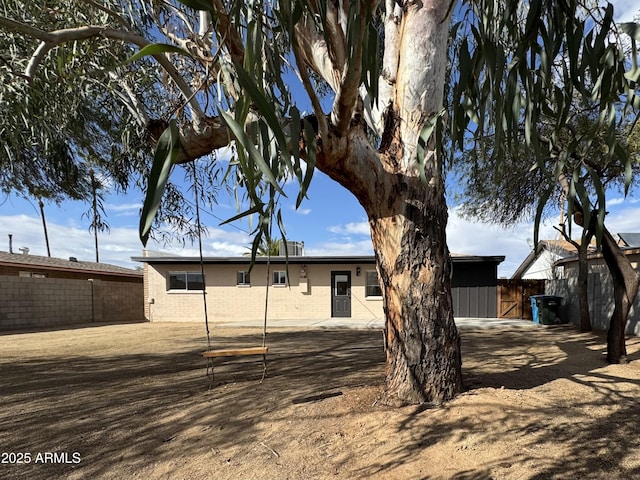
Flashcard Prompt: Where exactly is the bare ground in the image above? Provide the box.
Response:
[1,321,640,480]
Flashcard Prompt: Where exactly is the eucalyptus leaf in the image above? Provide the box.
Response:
[219,109,286,196]
[125,44,193,65]
[139,120,180,246]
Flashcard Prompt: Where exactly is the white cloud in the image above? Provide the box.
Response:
[321,212,552,277]
[106,203,141,216]
[295,207,312,215]
[2,214,143,267]
[611,0,639,22]
[306,239,374,256]
[446,207,558,278]
[7,199,639,279]
[328,221,370,236]
[144,227,252,259]
[1,214,252,269]
[607,197,626,206]
[603,207,640,233]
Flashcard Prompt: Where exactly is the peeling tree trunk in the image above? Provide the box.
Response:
[309,0,461,405]
[317,127,463,406]
[369,177,462,405]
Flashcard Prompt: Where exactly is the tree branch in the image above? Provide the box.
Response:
[295,15,341,91]
[78,0,133,29]
[0,17,207,120]
[105,72,151,127]
[292,37,329,139]
[331,3,366,136]
[321,0,347,74]
[176,117,232,163]
[0,15,56,42]
[360,0,400,137]
[212,0,245,66]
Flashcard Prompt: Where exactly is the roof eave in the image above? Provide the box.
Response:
[0,261,142,278]
[132,254,506,265]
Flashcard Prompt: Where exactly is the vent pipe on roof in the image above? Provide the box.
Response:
[8,234,13,254]
[69,256,78,262]
[19,247,29,255]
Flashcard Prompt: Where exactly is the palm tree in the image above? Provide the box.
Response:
[243,238,281,257]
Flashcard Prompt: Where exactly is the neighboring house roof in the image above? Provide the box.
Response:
[554,247,640,267]
[0,251,142,278]
[132,253,505,265]
[511,239,585,280]
[617,233,640,248]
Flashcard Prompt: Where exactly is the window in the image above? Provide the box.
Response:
[19,271,47,278]
[272,271,287,286]
[167,272,204,291]
[237,271,250,285]
[365,271,382,297]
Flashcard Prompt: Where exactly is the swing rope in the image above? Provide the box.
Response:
[191,163,212,353]
[259,227,272,383]
[262,233,272,350]
[192,162,269,385]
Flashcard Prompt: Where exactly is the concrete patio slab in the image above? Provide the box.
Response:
[215,316,537,329]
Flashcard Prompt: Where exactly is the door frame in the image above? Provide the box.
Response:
[331,270,352,317]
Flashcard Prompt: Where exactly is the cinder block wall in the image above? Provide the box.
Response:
[93,279,145,324]
[0,276,144,330]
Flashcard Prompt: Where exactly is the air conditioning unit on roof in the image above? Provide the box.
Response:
[279,240,304,256]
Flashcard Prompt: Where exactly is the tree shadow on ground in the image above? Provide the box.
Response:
[0,327,385,480]
[0,320,147,336]
[353,325,640,479]
[2,324,639,479]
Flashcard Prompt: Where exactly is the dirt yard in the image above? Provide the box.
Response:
[1,321,640,480]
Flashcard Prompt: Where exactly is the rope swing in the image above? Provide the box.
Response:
[191,163,268,386]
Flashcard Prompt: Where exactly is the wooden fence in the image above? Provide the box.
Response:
[497,279,546,320]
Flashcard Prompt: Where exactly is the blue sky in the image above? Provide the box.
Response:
[4,164,640,278]
[1,1,638,278]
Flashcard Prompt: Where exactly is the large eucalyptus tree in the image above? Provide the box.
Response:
[1,0,638,404]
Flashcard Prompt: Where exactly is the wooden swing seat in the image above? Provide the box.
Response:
[202,346,268,358]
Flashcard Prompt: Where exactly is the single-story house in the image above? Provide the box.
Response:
[547,246,640,334]
[132,252,505,323]
[0,250,143,282]
[0,251,143,329]
[511,239,586,280]
[514,234,638,281]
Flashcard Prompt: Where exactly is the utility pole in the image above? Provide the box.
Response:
[90,169,99,263]
[38,198,51,257]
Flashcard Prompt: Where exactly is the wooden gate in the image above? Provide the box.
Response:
[498,279,545,319]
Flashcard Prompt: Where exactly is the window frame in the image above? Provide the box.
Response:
[272,270,287,286]
[167,271,204,292]
[365,270,382,298]
[236,270,251,286]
